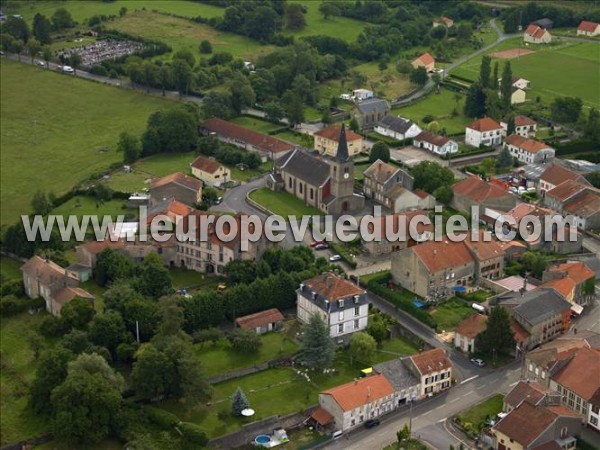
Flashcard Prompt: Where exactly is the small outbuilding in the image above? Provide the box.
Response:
[235,308,285,334]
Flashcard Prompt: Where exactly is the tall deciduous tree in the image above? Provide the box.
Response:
[285,3,306,30]
[476,307,515,356]
[27,38,41,63]
[297,313,335,369]
[370,141,391,163]
[117,131,142,163]
[33,13,52,44]
[464,81,487,118]
[29,347,74,414]
[411,161,455,194]
[136,252,172,299]
[131,343,173,400]
[52,8,75,30]
[349,331,377,364]
[410,66,428,86]
[61,297,96,330]
[551,97,583,124]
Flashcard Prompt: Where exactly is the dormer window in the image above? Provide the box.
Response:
[339,299,344,308]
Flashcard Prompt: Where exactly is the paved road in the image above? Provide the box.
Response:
[324,363,522,450]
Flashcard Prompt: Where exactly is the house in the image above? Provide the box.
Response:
[505,135,555,164]
[589,389,600,431]
[577,20,600,37]
[352,98,390,130]
[268,125,365,215]
[524,24,552,44]
[550,347,600,427]
[148,172,202,208]
[492,401,582,450]
[495,288,572,349]
[561,189,600,231]
[451,176,516,215]
[235,308,285,334]
[539,163,589,194]
[454,313,488,353]
[75,240,125,270]
[501,116,537,138]
[465,117,503,148]
[202,117,294,160]
[433,16,454,28]
[145,198,193,227]
[511,77,531,90]
[362,210,434,255]
[352,88,373,101]
[176,210,271,274]
[318,374,397,431]
[190,155,231,187]
[510,86,527,105]
[372,358,421,404]
[297,272,369,341]
[21,256,94,316]
[406,348,453,398]
[374,116,422,141]
[543,261,596,306]
[314,125,363,157]
[413,131,458,156]
[411,52,435,72]
[503,381,562,413]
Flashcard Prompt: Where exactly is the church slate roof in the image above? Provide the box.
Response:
[278,149,331,187]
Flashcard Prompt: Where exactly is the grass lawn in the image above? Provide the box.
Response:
[228,161,272,183]
[354,162,372,181]
[195,331,298,377]
[50,195,136,221]
[0,60,177,226]
[0,256,22,281]
[392,88,470,135]
[1,312,52,445]
[231,116,282,134]
[274,129,314,147]
[429,298,475,332]
[456,394,504,433]
[460,290,493,303]
[372,336,420,364]
[249,188,323,218]
[169,268,224,291]
[107,10,275,61]
[451,39,600,108]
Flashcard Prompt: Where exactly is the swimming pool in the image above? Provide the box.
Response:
[255,434,271,446]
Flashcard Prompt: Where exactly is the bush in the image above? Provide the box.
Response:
[178,422,209,447]
[38,315,69,337]
[144,406,181,430]
[0,279,24,297]
[0,295,25,317]
[422,114,435,124]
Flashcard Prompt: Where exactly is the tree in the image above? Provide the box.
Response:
[264,101,285,123]
[297,314,335,369]
[585,171,600,188]
[4,16,30,42]
[464,82,486,118]
[433,185,453,205]
[230,74,256,115]
[68,53,82,75]
[397,424,411,442]
[282,91,305,127]
[131,343,173,400]
[491,62,499,90]
[432,72,441,87]
[11,40,24,61]
[51,353,124,445]
[95,247,134,286]
[500,61,513,111]
[485,87,505,120]
[349,118,360,133]
[550,97,583,124]
[199,39,212,54]
[370,141,390,163]
[137,252,172,299]
[430,25,447,40]
[52,8,75,30]
[28,39,43,63]
[457,23,473,41]
[521,251,548,278]
[411,161,455,194]
[142,61,160,93]
[506,115,516,135]
[33,13,52,44]
[61,297,96,330]
[31,189,52,215]
[232,387,250,415]
[319,1,340,19]
[159,64,172,96]
[117,131,142,163]
[29,347,74,414]
[227,329,262,353]
[349,332,377,364]
[410,66,428,86]
[285,3,306,30]
[497,147,513,169]
[172,59,194,95]
[479,55,491,88]
[88,311,128,354]
[476,307,515,357]
[585,108,600,145]
[321,109,333,125]
[42,46,52,68]
[367,318,388,346]
[141,107,198,155]
[396,60,412,74]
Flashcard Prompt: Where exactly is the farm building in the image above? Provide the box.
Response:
[235,308,285,334]
[411,53,435,72]
[190,155,231,187]
[577,20,600,36]
[524,24,552,44]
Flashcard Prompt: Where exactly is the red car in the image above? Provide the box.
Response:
[310,240,325,247]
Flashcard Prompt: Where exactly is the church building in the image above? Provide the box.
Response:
[267,125,365,215]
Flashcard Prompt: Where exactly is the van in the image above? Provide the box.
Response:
[332,430,343,439]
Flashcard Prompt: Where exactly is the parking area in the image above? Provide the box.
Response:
[391,146,448,168]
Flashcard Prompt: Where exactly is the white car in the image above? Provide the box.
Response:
[35,60,46,67]
[62,65,74,73]
[470,358,486,367]
[329,254,342,262]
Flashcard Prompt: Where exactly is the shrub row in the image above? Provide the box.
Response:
[329,243,358,269]
[0,296,46,317]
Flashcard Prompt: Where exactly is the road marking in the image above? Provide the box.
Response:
[509,381,519,387]
[477,383,490,389]
[460,375,479,384]
[438,417,447,423]
[449,398,460,404]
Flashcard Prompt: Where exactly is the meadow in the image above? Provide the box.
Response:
[450,39,600,108]
[249,188,323,217]
[0,60,177,225]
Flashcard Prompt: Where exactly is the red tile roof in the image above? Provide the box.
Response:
[21,256,78,285]
[505,135,552,154]
[146,199,193,225]
[412,240,474,273]
[463,232,505,262]
[511,320,531,343]
[321,374,395,412]
[562,190,600,218]
[541,278,576,300]
[314,125,361,142]
[504,381,549,409]
[525,24,548,39]
[179,210,257,251]
[513,115,537,127]
[53,286,94,307]
[235,308,284,330]
[549,261,595,285]
[191,155,223,174]
[310,406,334,426]
[455,314,488,339]
[540,164,586,187]
[414,189,430,199]
[546,180,590,202]
[552,348,600,400]
[414,131,450,147]
[466,117,501,132]
[78,240,124,255]
[363,160,399,184]
[507,203,553,223]
[578,20,599,33]
[413,52,435,66]
[204,117,293,154]
[410,348,452,376]
[150,172,202,192]
[452,176,511,203]
[304,272,364,301]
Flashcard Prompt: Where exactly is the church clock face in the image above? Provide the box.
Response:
[344,172,349,179]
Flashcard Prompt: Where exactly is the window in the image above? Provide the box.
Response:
[354,306,360,316]
[339,311,344,321]
[354,319,359,329]
[339,299,344,308]
[310,188,314,200]
[338,323,344,334]
[299,183,303,194]
[288,178,292,188]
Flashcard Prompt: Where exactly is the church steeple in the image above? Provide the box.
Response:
[335,124,349,162]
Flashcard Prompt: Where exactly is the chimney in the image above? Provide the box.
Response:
[367,386,371,399]
[326,275,333,288]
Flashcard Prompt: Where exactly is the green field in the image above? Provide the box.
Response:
[50,195,135,220]
[429,298,475,332]
[451,39,600,108]
[106,9,275,61]
[456,394,504,433]
[393,88,470,135]
[231,116,282,134]
[0,60,177,225]
[0,256,22,281]
[249,187,323,217]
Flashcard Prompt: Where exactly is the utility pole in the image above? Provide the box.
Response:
[136,320,140,343]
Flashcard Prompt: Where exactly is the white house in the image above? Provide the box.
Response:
[510,87,527,105]
[413,131,458,156]
[375,116,422,141]
[505,134,555,164]
[454,314,488,353]
[352,89,374,101]
[577,20,600,37]
[297,272,369,341]
[501,115,537,138]
[406,348,453,398]
[318,375,397,431]
[465,117,503,148]
[524,24,552,44]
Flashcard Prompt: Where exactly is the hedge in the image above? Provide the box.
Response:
[553,140,600,156]
[178,422,209,447]
[143,406,181,429]
[329,243,358,269]
[0,296,46,317]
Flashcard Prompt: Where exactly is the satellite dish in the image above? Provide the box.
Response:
[241,408,255,417]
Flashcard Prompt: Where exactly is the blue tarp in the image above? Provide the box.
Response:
[413,299,425,308]
[453,286,467,293]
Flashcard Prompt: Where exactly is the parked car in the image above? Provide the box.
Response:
[35,60,46,67]
[314,243,329,250]
[364,419,381,428]
[214,196,223,205]
[470,358,486,367]
[329,254,342,262]
[61,65,74,73]
[310,240,325,247]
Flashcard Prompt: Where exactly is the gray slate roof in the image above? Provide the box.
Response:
[512,288,572,325]
[356,98,390,115]
[373,358,420,391]
[377,115,415,134]
[278,149,331,187]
